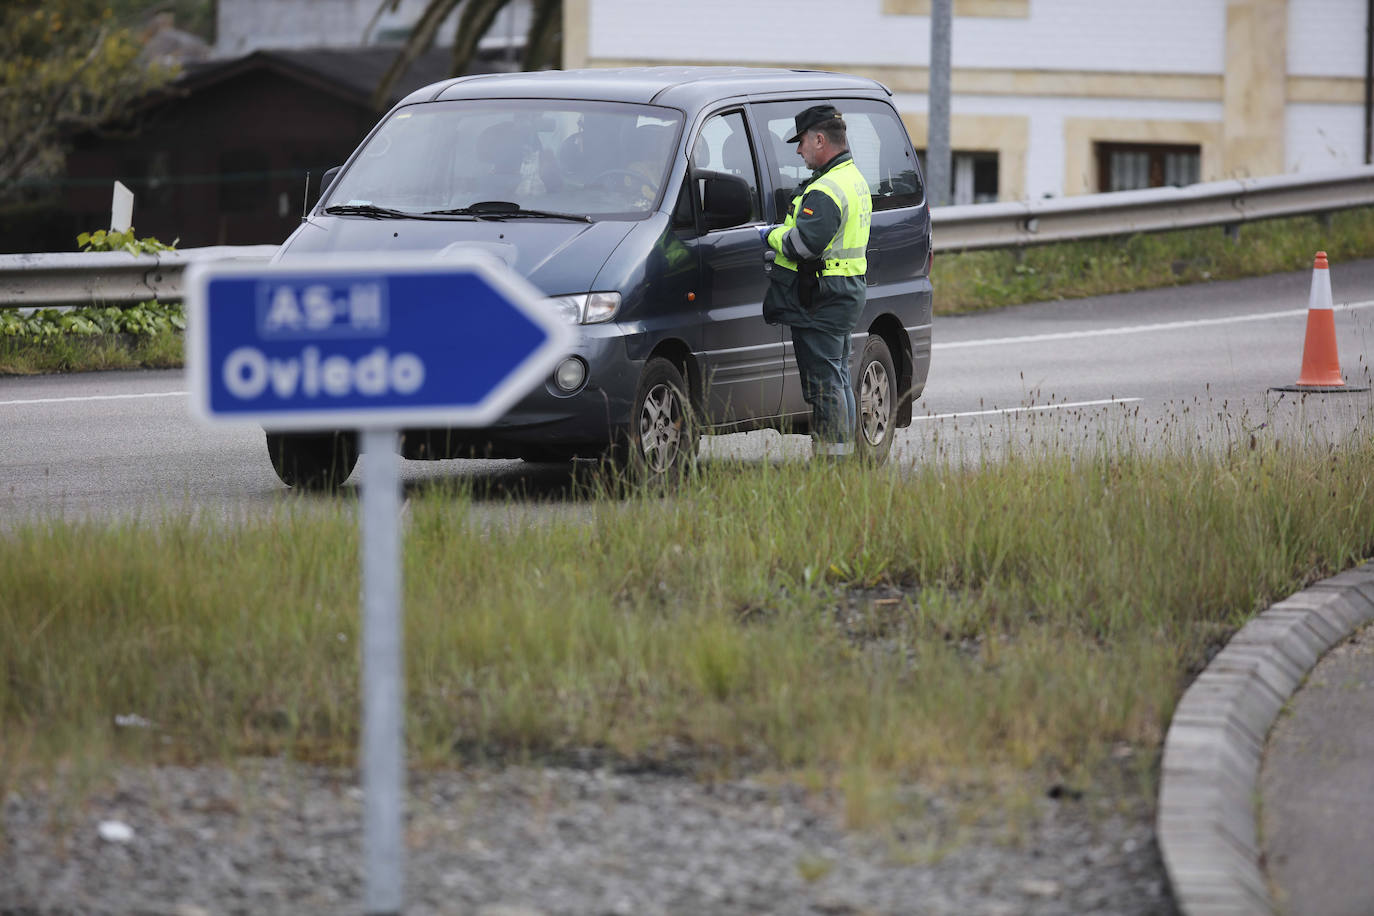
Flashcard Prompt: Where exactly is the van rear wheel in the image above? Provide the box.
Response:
[855,336,896,466]
[266,431,359,490]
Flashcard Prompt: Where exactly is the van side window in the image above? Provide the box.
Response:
[755,100,925,215]
[689,110,761,224]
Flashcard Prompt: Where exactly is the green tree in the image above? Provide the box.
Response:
[369,0,563,111]
[0,2,179,202]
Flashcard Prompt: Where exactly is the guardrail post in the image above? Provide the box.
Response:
[111,181,133,234]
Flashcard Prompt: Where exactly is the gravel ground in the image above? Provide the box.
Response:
[3,760,1176,916]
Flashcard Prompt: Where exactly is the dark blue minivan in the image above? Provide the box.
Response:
[267,66,932,486]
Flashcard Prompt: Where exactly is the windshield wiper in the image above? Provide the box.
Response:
[426,201,592,223]
[322,203,417,219]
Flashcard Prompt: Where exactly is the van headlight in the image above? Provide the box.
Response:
[547,292,620,325]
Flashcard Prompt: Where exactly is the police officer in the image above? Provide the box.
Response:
[761,104,872,459]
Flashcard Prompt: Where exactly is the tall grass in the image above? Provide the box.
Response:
[0,330,182,375]
[4,426,1372,815]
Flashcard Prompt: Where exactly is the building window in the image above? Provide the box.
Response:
[1097,142,1200,192]
[916,150,999,204]
[954,152,998,204]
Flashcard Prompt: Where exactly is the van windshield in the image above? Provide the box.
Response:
[323,99,684,221]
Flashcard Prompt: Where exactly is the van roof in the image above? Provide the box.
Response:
[402,66,891,110]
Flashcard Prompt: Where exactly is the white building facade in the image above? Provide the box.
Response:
[563,0,1370,201]
[216,0,531,58]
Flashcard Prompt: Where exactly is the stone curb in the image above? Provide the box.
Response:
[1157,561,1374,915]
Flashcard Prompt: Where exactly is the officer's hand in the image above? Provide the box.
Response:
[757,224,776,242]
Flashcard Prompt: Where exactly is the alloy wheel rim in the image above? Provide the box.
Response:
[861,361,891,446]
[638,383,682,472]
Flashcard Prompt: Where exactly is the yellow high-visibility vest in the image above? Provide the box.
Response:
[770,157,871,276]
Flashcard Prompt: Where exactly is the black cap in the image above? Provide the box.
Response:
[784,104,842,143]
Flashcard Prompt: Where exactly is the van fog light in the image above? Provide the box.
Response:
[553,357,587,392]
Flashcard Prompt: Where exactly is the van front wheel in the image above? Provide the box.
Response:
[615,357,699,483]
[266,431,359,490]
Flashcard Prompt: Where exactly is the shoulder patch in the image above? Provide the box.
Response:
[801,207,814,215]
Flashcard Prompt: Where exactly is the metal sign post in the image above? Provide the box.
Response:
[187,254,572,914]
[360,426,403,914]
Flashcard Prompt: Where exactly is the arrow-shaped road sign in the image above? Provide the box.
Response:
[186,252,574,430]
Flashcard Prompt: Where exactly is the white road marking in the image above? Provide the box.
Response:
[914,397,1142,421]
[0,390,187,407]
[932,299,1374,351]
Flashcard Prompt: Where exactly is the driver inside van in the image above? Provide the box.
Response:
[476,120,561,198]
[623,123,674,206]
[562,119,672,207]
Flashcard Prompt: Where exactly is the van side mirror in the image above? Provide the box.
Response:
[699,170,753,231]
[319,166,342,204]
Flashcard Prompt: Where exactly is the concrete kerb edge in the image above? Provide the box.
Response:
[1157,559,1374,916]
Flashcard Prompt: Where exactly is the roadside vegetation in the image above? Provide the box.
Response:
[932,207,1374,314]
[5,427,1372,828]
[5,208,1374,376]
[0,229,180,374]
[0,301,184,373]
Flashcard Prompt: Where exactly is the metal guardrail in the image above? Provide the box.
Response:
[0,245,279,309]
[3,165,1374,308]
[931,165,1374,251]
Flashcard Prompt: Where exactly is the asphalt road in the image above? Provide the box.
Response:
[1261,621,1374,916]
[4,258,1374,526]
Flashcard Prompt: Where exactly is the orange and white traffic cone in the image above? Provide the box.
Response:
[1273,251,1368,393]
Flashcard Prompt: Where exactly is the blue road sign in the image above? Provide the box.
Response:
[186,253,574,430]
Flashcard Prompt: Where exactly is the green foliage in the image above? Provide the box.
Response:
[0,226,183,372]
[76,227,177,255]
[0,2,179,197]
[3,227,181,343]
[0,301,184,340]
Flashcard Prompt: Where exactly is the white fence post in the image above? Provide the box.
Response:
[111,181,134,233]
